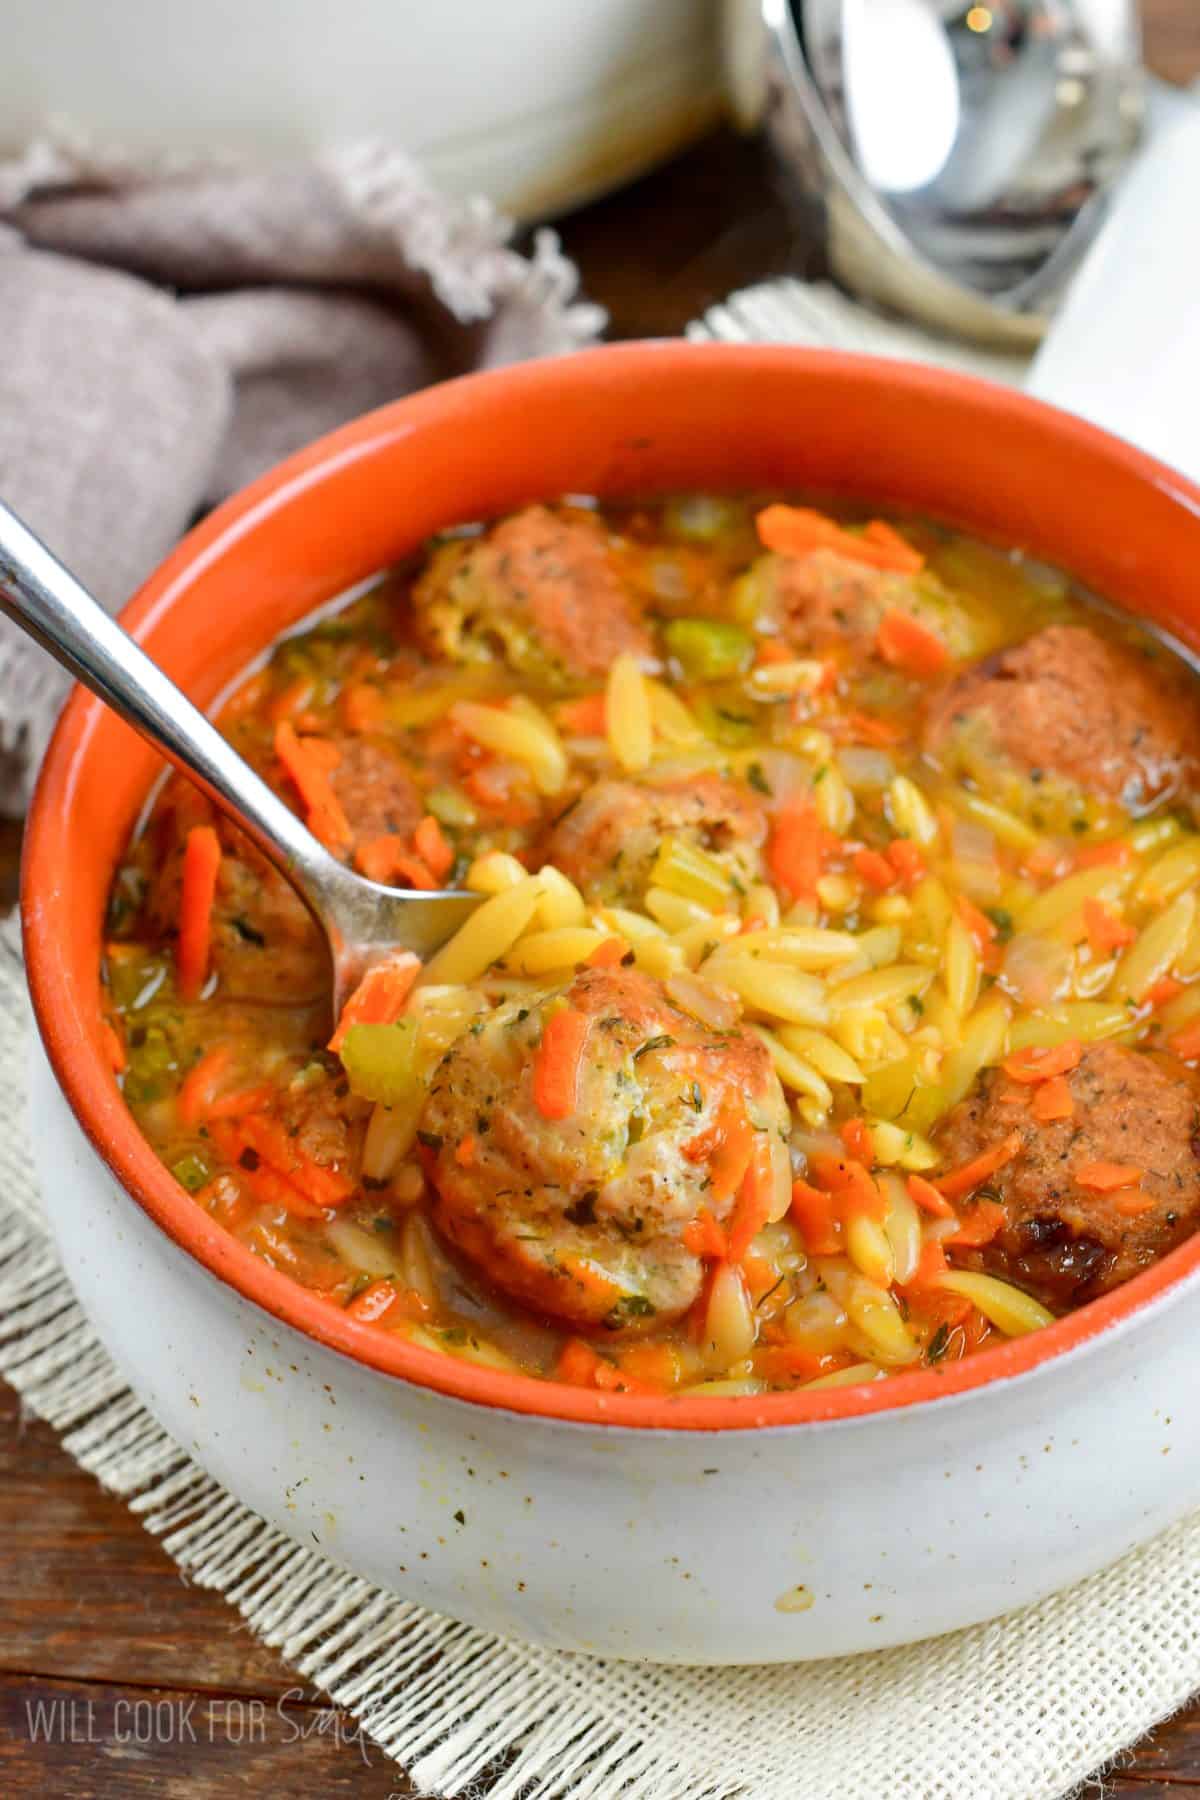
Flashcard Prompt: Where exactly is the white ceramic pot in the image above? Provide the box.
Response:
[1,0,724,221]
[28,1036,1200,1663]
[23,343,1200,1664]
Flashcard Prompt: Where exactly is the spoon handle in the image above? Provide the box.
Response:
[0,498,338,903]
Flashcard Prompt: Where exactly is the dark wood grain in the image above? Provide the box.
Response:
[4,9,1200,1791]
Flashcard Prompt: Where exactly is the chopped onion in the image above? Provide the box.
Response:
[1001,931,1074,1007]
[664,969,741,1032]
[837,747,895,792]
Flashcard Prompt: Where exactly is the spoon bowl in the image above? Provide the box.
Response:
[0,499,481,1014]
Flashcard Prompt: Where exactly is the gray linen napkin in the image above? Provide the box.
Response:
[0,137,604,807]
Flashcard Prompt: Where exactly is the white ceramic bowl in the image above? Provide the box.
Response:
[25,343,1200,1662]
[1,0,724,220]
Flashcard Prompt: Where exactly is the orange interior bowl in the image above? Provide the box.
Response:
[24,340,1200,1431]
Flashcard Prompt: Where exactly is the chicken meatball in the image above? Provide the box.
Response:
[419,967,790,1330]
[413,504,653,687]
[544,773,767,907]
[325,736,423,844]
[143,778,328,1004]
[736,548,967,663]
[934,1041,1200,1310]
[925,624,1200,816]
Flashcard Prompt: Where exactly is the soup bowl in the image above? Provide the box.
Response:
[22,341,1200,1663]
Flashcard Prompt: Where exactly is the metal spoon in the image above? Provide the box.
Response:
[0,499,481,1013]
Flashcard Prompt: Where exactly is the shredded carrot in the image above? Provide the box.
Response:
[100,1017,127,1075]
[853,847,896,892]
[340,682,386,734]
[876,609,948,679]
[836,710,904,746]
[943,1199,1007,1248]
[886,839,926,889]
[455,1134,478,1169]
[936,1131,1023,1201]
[555,693,608,735]
[1002,1040,1082,1084]
[176,824,222,1002]
[614,1342,677,1390]
[1074,1159,1144,1192]
[683,1208,729,1261]
[840,1118,874,1164]
[206,1082,276,1121]
[531,1007,590,1121]
[955,894,997,953]
[1031,1075,1074,1123]
[1074,838,1134,870]
[1168,1021,1200,1061]
[863,518,926,572]
[238,1114,355,1209]
[587,936,631,969]
[413,814,454,882]
[755,505,925,573]
[741,1252,781,1306]
[907,1289,973,1335]
[591,1360,658,1395]
[906,1173,955,1220]
[1145,976,1184,1010]
[726,1136,776,1263]
[706,1104,757,1204]
[907,1238,948,1288]
[177,1045,236,1127]
[754,1344,827,1384]
[1113,1190,1156,1217]
[809,1150,886,1221]
[1082,897,1137,956]
[354,835,435,889]
[790,1178,842,1255]
[768,795,829,901]
[557,1338,603,1387]
[274,721,353,853]
[1022,843,1066,882]
[347,1278,404,1324]
[754,637,795,667]
[463,762,541,827]
[238,1158,328,1221]
[328,951,420,1054]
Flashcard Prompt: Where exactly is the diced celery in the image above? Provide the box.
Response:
[650,835,734,909]
[663,617,754,682]
[664,494,738,542]
[340,1018,424,1106]
[171,1151,212,1193]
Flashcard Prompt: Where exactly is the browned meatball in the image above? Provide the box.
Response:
[142,778,327,1003]
[737,548,968,662]
[544,773,767,906]
[925,624,1200,814]
[935,1042,1200,1310]
[420,967,790,1330]
[326,736,423,844]
[412,504,653,686]
[274,1059,366,1185]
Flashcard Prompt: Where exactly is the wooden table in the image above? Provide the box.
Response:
[4,9,1199,1793]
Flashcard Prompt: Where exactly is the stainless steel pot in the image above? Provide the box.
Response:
[725,0,1144,347]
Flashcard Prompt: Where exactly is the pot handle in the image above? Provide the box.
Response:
[1026,107,1200,487]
